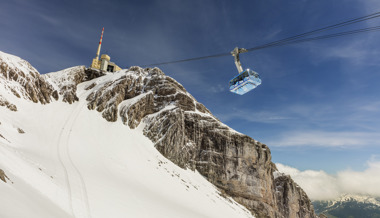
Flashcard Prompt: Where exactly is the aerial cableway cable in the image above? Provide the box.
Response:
[245,11,380,52]
[140,12,380,67]
[248,25,380,51]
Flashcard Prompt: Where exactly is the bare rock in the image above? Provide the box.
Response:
[85,82,97,90]
[17,128,25,134]
[0,94,17,111]
[0,51,57,104]
[275,175,317,218]
[144,109,188,167]
[85,68,106,81]
[44,66,87,104]
[0,169,9,183]
[0,133,11,143]
[87,67,164,123]
[120,92,155,128]
[145,108,284,217]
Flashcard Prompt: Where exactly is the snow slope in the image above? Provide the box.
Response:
[0,65,254,218]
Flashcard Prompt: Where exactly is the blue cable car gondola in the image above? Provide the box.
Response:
[229,69,261,95]
[229,47,261,95]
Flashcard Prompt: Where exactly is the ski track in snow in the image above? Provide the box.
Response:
[56,111,75,215]
[57,91,92,218]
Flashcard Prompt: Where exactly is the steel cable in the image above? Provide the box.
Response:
[140,12,380,67]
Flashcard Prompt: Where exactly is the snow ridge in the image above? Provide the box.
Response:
[0,51,38,75]
[329,194,380,208]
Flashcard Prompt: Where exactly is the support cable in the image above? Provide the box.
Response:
[140,12,380,67]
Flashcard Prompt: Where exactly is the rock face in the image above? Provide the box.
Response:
[0,51,98,106]
[0,51,57,104]
[0,94,17,111]
[275,174,316,218]
[84,66,318,218]
[43,66,97,104]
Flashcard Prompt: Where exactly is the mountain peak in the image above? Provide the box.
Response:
[335,194,380,207]
[85,66,213,127]
[313,194,380,217]
[0,51,57,105]
[0,50,320,218]
[0,51,38,76]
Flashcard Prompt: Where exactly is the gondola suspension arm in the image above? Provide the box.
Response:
[231,47,248,74]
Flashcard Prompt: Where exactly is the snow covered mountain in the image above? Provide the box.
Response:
[313,194,380,218]
[0,51,318,218]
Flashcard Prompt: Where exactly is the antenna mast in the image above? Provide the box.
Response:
[95,27,104,60]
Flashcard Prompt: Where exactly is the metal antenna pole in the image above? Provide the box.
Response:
[95,27,104,60]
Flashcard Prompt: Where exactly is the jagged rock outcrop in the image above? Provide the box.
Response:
[43,67,106,104]
[0,52,103,106]
[0,51,57,104]
[0,94,17,111]
[275,174,316,218]
[84,66,318,218]
[44,66,87,104]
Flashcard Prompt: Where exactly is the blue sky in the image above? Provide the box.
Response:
[1,0,380,177]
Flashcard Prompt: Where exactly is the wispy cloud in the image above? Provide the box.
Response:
[216,108,294,124]
[269,130,380,147]
[276,160,380,200]
[323,40,380,67]
[219,96,380,125]
[220,98,380,147]
[363,0,380,13]
[296,3,380,68]
[358,101,380,112]
[305,26,380,67]
[209,84,226,93]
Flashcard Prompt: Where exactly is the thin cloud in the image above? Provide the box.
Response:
[323,40,380,67]
[276,160,380,200]
[357,100,380,112]
[363,1,380,14]
[305,29,380,67]
[216,108,294,124]
[210,84,226,93]
[268,131,380,147]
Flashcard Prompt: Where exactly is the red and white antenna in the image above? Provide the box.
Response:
[95,27,104,60]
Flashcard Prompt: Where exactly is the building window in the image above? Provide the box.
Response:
[107,65,114,72]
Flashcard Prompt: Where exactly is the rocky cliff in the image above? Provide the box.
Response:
[0,51,319,218]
